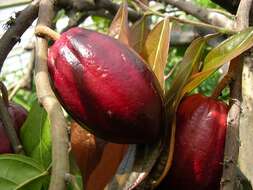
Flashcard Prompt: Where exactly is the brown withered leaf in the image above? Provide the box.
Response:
[108,1,130,46]
[106,141,163,190]
[129,15,149,54]
[70,122,128,190]
[142,17,172,89]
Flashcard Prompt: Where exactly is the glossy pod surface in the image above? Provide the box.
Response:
[158,94,228,190]
[48,28,164,143]
[0,103,27,153]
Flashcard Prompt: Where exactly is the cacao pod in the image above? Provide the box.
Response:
[48,27,164,144]
[0,102,27,153]
[158,94,228,190]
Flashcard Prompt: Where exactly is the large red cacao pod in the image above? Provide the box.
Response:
[158,94,228,190]
[48,27,164,144]
[0,102,27,153]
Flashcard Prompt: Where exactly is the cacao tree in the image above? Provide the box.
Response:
[0,0,252,190]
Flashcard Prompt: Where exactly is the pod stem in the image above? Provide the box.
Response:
[211,57,241,99]
[35,25,60,41]
[211,72,234,99]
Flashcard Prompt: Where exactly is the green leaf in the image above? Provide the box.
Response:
[20,100,52,168]
[0,154,48,190]
[183,27,253,93]
[165,37,207,109]
[142,17,172,89]
[108,1,130,45]
[204,27,253,71]
[13,90,37,110]
[129,15,149,53]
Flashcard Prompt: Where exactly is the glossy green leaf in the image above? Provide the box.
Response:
[20,100,52,168]
[203,27,253,71]
[0,154,48,190]
[183,27,253,94]
[108,1,130,45]
[142,17,172,89]
[129,15,149,54]
[165,37,207,109]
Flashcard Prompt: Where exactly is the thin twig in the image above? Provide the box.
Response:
[0,82,24,154]
[35,0,70,190]
[220,0,253,189]
[35,25,61,41]
[65,173,82,190]
[134,0,235,34]
[9,48,35,100]
[211,65,235,99]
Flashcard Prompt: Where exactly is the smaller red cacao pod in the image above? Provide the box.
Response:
[0,102,27,153]
[158,94,228,190]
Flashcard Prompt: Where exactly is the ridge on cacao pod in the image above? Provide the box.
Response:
[158,94,228,190]
[47,27,165,144]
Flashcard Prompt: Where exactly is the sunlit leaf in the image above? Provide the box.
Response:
[20,100,52,168]
[183,27,253,94]
[165,37,207,109]
[129,15,149,53]
[203,28,253,71]
[108,1,130,45]
[142,17,172,89]
[0,154,48,190]
[182,69,214,95]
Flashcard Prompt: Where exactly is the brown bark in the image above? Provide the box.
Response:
[239,49,253,187]
[35,0,70,190]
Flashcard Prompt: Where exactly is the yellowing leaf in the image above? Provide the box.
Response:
[108,1,130,46]
[142,17,172,89]
[129,15,149,53]
[182,69,213,95]
[183,27,253,94]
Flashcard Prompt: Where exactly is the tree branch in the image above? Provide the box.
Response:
[163,0,234,28]
[220,0,253,189]
[35,0,70,190]
[0,0,40,72]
